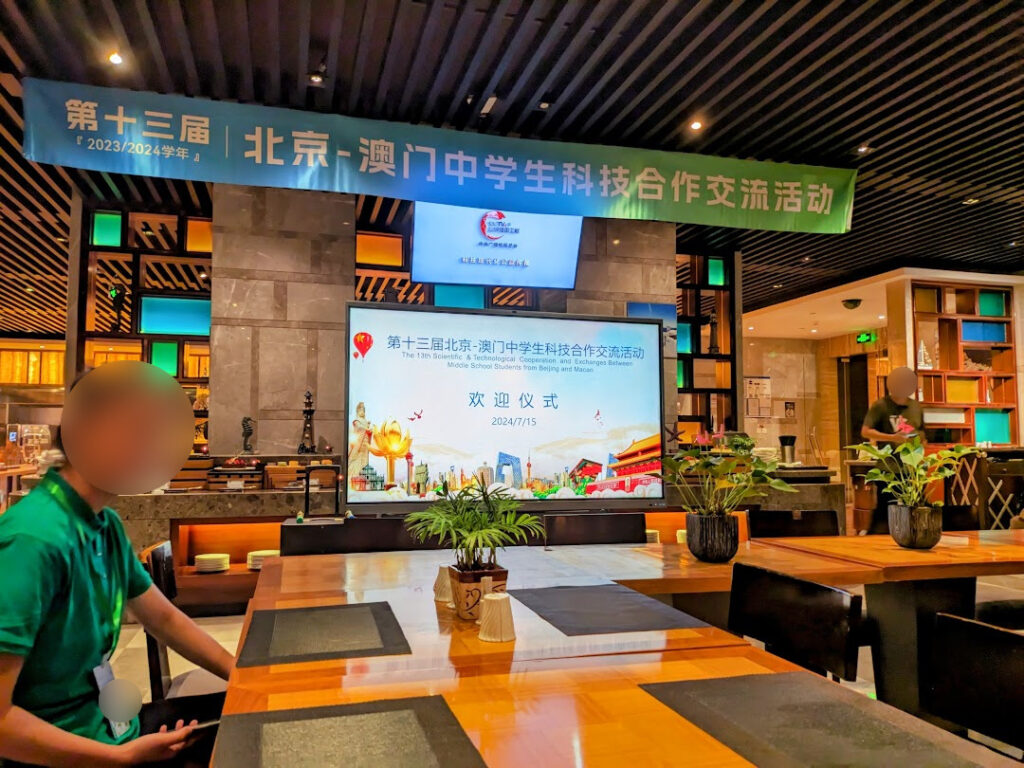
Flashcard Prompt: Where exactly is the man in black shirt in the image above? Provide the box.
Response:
[861,366,926,446]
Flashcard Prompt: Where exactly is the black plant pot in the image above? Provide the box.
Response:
[888,504,942,549]
[686,512,739,563]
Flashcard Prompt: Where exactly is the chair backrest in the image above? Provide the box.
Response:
[940,505,978,531]
[747,509,839,538]
[926,613,1023,749]
[138,541,175,701]
[728,562,862,681]
[543,512,647,546]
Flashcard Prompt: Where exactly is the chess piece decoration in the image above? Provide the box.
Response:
[297,391,316,454]
[241,416,254,454]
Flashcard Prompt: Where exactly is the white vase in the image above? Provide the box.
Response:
[478,593,516,642]
[433,565,453,603]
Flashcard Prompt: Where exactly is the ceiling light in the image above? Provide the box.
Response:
[878,314,885,320]
[38,345,44,349]
[108,51,123,65]
[199,271,208,279]
[772,283,783,289]
[108,347,113,351]
[962,198,980,205]
[308,72,324,85]
[856,145,869,153]
[24,286,34,293]
[56,236,68,243]
[802,256,811,262]
[810,328,818,333]
[479,95,498,116]
[1010,241,1018,247]
[747,326,754,331]
[612,238,620,245]
[538,101,550,110]
[689,119,703,131]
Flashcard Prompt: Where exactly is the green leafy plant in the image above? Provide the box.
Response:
[405,475,545,571]
[850,435,975,508]
[660,434,796,516]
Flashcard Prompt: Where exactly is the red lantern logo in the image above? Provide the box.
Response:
[353,332,373,359]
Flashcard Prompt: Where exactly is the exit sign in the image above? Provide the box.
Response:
[856,331,876,344]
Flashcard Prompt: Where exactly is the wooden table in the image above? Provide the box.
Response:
[761,531,1024,716]
[220,547,1009,766]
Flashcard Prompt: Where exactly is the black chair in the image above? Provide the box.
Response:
[543,512,647,546]
[926,613,1024,751]
[139,542,227,702]
[728,562,863,681]
[747,509,839,538]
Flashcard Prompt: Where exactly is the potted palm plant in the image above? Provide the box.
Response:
[851,432,975,549]
[405,477,544,620]
[661,434,795,562]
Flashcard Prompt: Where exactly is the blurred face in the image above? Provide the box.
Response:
[61,361,194,495]
[888,366,918,405]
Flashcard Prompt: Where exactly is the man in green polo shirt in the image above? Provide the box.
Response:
[0,363,234,766]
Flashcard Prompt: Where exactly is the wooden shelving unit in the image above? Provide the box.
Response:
[675,254,740,442]
[912,282,1017,446]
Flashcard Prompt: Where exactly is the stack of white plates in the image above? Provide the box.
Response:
[246,549,279,571]
[194,553,230,573]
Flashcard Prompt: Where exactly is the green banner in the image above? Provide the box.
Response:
[24,78,856,233]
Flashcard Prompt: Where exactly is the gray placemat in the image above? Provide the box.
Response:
[641,672,1000,767]
[237,602,410,668]
[213,696,486,768]
[509,584,707,636]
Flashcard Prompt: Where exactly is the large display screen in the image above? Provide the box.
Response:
[345,304,664,505]
[411,202,582,289]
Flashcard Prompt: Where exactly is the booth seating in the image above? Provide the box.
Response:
[728,563,864,682]
[542,512,647,546]
[926,613,1024,752]
[139,542,227,702]
[280,511,646,556]
[746,509,840,538]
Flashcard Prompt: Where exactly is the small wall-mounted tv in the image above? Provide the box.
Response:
[411,202,582,290]
[344,303,665,510]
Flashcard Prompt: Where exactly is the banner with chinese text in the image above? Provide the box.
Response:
[23,78,856,234]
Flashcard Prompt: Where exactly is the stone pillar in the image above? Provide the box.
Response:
[208,185,355,455]
[567,218,677,429]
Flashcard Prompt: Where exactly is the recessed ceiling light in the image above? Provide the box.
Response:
[962,198,980,205]
[747,326,754,331]
[308,72,324,85]
[772,283,783,289]
[108,51,123,65]
[802,256,811,262]
[689,119,703,131]
[108,347,113,351]
[878,314,885,320]
[611,238,620,245]
[538,101,550,110]
[24,286,34,293]
[56,236,68,243]
[199,271,208,279]
[855,144,873,155]
[480,95,498,116]
[1010,241,1018,247]
[810,328,818,333]
[38,345,44,349]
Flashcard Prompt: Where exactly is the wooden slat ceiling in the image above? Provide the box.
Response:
[0,0,1020,335]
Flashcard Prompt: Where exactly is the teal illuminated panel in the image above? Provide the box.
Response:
[676,323,692,354]
[978,291,1006,317]
[150,342,178,377]
[975,410,1010,444]
[92,211,122,246]
[708,258,726,286]
[139,297,211,336]
[434,284,485,309]
[676,360,687,389]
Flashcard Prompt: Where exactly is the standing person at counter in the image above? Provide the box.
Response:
[861,366,927,446]
[859,366,927,534]
[0,363,233,767]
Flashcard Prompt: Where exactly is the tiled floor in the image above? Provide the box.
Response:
[112,616,243,704]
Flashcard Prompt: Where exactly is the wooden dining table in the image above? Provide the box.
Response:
[760,529,1024,716]
[216,539,1022,766]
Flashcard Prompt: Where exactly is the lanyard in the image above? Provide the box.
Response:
[41,477,124,656]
